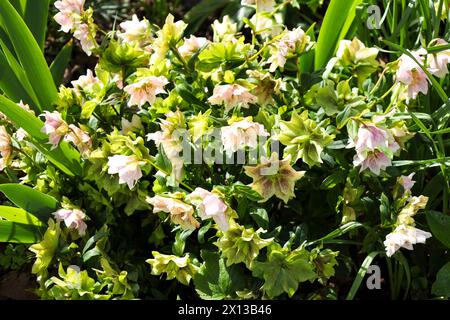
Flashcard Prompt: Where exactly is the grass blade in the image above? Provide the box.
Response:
[346,251,381,300]
[50,40,73,87]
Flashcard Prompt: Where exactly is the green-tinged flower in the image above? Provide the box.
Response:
[336,37,379,82]
[310,248,339,281]
[215,221,273,269]
[56,86,81,113]
[212,16,237,42]
[46,264,110,300]
[396,195,429,226]
[100,40,150,72]
[146,251,198,286]
[188,110,212,142]
[246,70,285,106]
[29,219,61,275]
[279,110,335,167]
[341,177,364,224]
[252,244,317,298]
[150,14,187,65]
[244,153,305,203]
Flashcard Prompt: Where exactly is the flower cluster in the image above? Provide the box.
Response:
[1,0,448,301]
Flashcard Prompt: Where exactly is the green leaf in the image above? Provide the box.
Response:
[81,100,98,119]
[0,49,36,106]
[193,250,245,300]
[307,222,366,246]
[252,246,316,298]
[50,40,73,87]
[0,205,44,226]
[346,251,381,300]
[0,0,58,109]
[233,184,264,202]
[155,144,173,174]
[432,262,450,298]
[0,34,41,111]
[0,220,43,243]
[249,208,269,229]
[0,184,59,223]
[426,210,450,248]
[0,95,83,176]
[315,0,362,70]
[23,0,51,51]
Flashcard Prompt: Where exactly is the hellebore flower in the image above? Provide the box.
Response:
[220,118,269,153]
[53,208,87,236]
[71,69,102,93]
[427,39,450,78]
[66,124,92,155]
[186,188,230,232]
[398,173,416,194]
[0,126,12,171]
[279,110,335,167]
[267,27,309,72]
[118,14,152,45]
[244,153,306,203]
[349,123,400,175]
[107,155,144,189]
[124,76,169,108]
[41,111,69,149]
[54,0,85,33]
[147,195,200,230]
[73,23,96,56]
[396,49,429,102]
[208,84,258,113]
[121,115,143,135]
[178,36,209,59]
[384,224,431,257]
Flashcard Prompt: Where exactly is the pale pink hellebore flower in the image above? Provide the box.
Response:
[178,36,209,59]
[396,50,429,102]
[220,119,269,153]
[187,188,230,232]
[427,39,450,78]
[41,111,69,149]
[54,208,87,236]
[208,84,258,112]
[124,76,169,108]
[0,126,11,171]
[54,0,85,33]
[107,155,144,189]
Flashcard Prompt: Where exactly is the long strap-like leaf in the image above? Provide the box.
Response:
[23,0,51,52]
[314,0,362,70]
[0,0,57,110]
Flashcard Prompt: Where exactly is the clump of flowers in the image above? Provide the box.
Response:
[0,0,448,301]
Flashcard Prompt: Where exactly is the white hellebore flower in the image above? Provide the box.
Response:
[107,155,144,189]
[427,39,450,78]
[54,0,85,33]
[54,208,87,236]
[221,118,269,153]
[124,76,169,108]
[118,14,152,44]
[208,84,258,113]
[396,49,429,102]
[186,188,230,232]
[384,224,432,257]
[178,36,209,59]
